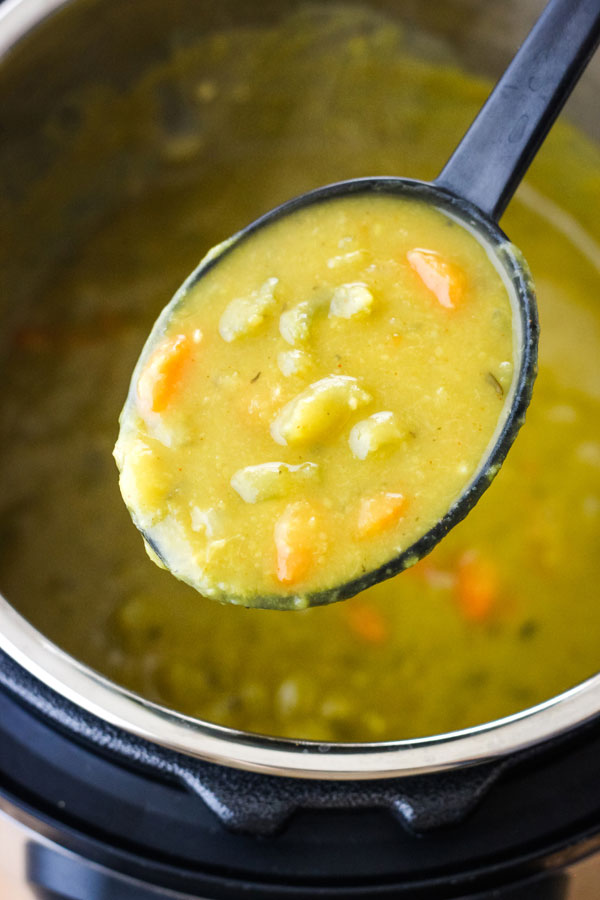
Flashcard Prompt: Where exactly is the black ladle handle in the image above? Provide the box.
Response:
[436,0,600,222]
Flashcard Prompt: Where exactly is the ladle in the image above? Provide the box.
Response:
[120,0,600,608]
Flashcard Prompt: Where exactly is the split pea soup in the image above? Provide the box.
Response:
[115,194,518,607]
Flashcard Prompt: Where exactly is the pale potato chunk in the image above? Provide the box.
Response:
[329,282,373,319]
[271,375,372,446]
[218,277,278,342]
[326,249,369,270]
[230,461,319,503]
[279,300,315,345]
[190,506,224,537]
[116,438,171,524]
[279,293,329,345]
[277,348,312,377]
[349,411,403,460]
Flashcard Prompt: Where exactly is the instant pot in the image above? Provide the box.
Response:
[2,0,600,896]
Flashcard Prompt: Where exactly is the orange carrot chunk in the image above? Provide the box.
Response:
[274,500,323,585]
[357,491,406,539]
[345,602,388,644]
[137,332,198,415]
[407,249,465,309]
[455,550,499,621]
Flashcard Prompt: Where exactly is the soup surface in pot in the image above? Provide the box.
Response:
[1,5,600,741]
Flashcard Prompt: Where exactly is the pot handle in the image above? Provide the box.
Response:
[0,650,508,837]
[173,756,509,836]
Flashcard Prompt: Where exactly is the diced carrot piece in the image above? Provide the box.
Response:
[345,602,388,644]
[137,332,199,415]
[407,249,465,309]
[454,550,499,621]
[14,314,129,352]
[274,500,323,585]
[14,327,52,352]
[357,491,406,539]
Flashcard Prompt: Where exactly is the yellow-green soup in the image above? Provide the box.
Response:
[115,194,516,607]
[1,6,600,741]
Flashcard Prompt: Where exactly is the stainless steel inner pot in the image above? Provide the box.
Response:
[1,0,600,780]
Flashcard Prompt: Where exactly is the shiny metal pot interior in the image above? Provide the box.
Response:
[1,0,600,780]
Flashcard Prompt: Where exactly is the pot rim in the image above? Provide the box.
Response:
[2,0,600,781]
[0,0,69,57]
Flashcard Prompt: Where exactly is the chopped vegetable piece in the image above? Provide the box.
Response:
[279,296,324,345]
[326,248,369,269]
[274,500,324,584]
[230,461,319,503]
[454,550,499,621]
[137,333,197,415]
[345,602,388,643]
[279,301,312,344]
[277,348,312,377]
[117,439,171,523]
[329,282,373,319]
[407,249,465,309]
[349,411,403,459]
[357,491,406,538]
[14,313,131,352]
[190,506,224,537]
[219,277,278,342]
[270,375,372,446]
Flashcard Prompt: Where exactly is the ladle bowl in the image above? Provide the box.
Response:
[147,175,538,609]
